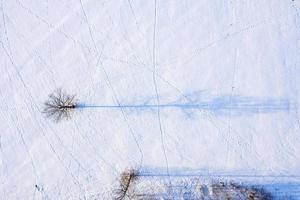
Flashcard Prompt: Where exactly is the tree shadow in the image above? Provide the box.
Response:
[112,168,300,199]
[78,95,295,116]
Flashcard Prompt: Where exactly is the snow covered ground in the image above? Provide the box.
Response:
[1,0,300,199]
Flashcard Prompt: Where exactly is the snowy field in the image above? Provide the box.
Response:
[1,0,300,199]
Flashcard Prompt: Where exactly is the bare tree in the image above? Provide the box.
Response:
[43,89,77,122]
[113,169,139,200]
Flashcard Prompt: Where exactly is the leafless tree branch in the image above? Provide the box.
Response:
[43,89,77,122]
[113,169,139,200]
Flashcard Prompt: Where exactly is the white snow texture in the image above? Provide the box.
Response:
[0,0,300,199]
